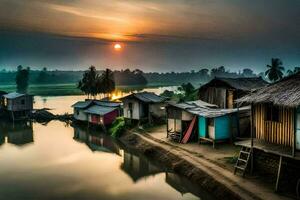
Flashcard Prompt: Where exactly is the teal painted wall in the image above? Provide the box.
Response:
[198,114,236,140]
[215,115,231,140]
[198,116,207,138]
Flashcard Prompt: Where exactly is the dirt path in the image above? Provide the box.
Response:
[120,131,291,200]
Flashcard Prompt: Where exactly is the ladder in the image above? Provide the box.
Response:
[234,146,252,177]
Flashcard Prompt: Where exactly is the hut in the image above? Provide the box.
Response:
[84,105,119,126]
[121,92,167,123]
[198,77,267,108]
[167,100,250,146]
[72,100,93,121]
[2,92,33,120]
[235,72,300,191]
[166,100,217,142]
[72,100,121,124]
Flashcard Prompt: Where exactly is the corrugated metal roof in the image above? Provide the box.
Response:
[169,100,250,118]
[71,100,93,109]
[84,105,117,116]
[187,106,250,118]
[94,101,121,107]
[168,100,218,110]
[121,92,166,103]
[3,92,26,99]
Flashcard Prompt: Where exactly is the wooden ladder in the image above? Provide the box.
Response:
[234,146,252,177]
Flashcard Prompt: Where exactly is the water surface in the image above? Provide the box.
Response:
[0,121,215,200]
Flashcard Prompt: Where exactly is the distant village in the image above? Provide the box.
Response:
[0,58,300,199]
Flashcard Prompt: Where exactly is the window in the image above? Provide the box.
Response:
[76,110,79,115]
[265,104,280,122]
[21,99,25,105]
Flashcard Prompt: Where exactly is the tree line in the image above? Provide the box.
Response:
[9,58,300,94]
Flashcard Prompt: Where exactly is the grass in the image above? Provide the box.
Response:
[0,83,177,96]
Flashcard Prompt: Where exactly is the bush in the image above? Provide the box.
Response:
[109,117,126,138]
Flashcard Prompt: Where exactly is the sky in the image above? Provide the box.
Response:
[0,0,299,72]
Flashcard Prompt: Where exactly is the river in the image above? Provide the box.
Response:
[0,121,215,200]
[34,86,178,114]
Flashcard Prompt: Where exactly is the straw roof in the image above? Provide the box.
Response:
[199,77,268,92]
[236,72,300,107]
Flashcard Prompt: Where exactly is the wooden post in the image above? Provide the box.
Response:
[250,103,254,174]
[275,156,283,192]
[293,108,296,157]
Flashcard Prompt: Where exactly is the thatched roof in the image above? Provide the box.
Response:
[236,72,300,107]
[199,77,268,92]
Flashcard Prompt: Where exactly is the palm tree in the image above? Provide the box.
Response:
[99,68,115,97]
[265,58,285,82]
[78,66,99,99]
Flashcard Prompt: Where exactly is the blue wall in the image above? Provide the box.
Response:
[198,116,207,138]
[198,114,235,140]
[215,115,231,140]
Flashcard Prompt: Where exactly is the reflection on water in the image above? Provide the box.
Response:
[0,121,214,200]
[34,86,178,115]
[0,121,33,147]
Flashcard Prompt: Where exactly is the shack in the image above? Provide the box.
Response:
[121,92,167,123]
[2,92,33,120]
[84,105,119,126]
[166,100,217,142]
[235,72,300,191]
[72,100,121,123]
[198,77,267,108]
[167,100,250,146]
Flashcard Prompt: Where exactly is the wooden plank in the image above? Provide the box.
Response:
[275,156,282,192]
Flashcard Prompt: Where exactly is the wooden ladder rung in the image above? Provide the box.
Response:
[238,158,248,163]
[240,150,250,155]
[235,166,246,171]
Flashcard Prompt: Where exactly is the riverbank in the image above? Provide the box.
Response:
[119,126,292,200]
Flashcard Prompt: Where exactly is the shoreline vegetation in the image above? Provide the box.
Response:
[0,83,177,96]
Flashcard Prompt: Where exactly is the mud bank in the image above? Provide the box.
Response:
[119,132,254,200]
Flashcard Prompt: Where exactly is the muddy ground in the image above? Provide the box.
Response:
[119,132,252,200]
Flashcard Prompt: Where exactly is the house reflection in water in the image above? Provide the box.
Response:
[166,172,212,198]
[121,151,163,182]
[0,121,33,147]
[73,125,121,155]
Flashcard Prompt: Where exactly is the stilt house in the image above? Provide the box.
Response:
[235,72,300,191]
[2,92,33,120]
[198,77,267,108]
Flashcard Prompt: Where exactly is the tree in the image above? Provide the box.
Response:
[99,68,115,96]
[36,67,48,84]
[265,58,285,82]
[287,67,300,76]
[16,65,30,93]
[78,67,116,99]
[78,66,99,98]
[242,68,255,77]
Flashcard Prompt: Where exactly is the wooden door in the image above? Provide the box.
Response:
[208,118,215,139]
[296,108,300,150]
[227,90,234,109]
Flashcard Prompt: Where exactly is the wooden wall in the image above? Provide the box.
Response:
[254,104,295,147]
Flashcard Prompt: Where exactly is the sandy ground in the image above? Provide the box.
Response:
[121,124,293,200]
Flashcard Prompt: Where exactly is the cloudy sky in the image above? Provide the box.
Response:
[0,0,299,72]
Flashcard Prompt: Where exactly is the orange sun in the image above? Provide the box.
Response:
[114,43,122,50]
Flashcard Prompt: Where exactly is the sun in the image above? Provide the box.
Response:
[114,43,122,50]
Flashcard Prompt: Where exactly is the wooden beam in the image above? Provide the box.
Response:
[250,103,254,174]
[275,156,283,192]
